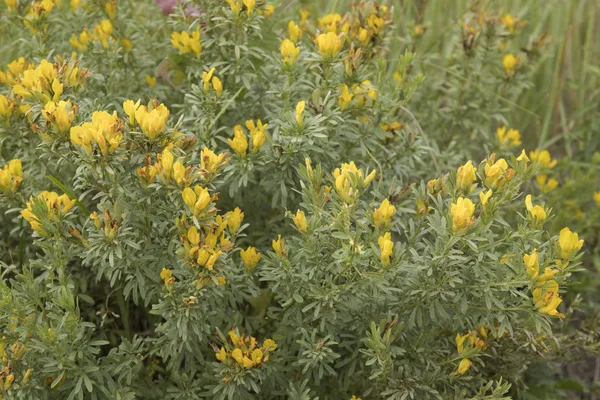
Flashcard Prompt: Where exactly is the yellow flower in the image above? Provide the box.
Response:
[558,227,584,260]
[105,0,117,18]
[500,14,519,33]
[293,210,308,232]
[333,162,376,204]
[21,191,75,233]
[262,338,277,351]
[228,125,248,157]
[272,234,287,257]
[532,288,564,318]
[262,3,274,17]
[281,39,300,65]
[171,29,202,55]
[378,232,394,266]
[479,190,492,211]
[536,174,558,193]
[338,84,354,110]
[145,75,157,87]
[525,194,546,224]
[243,0,255,14]
[288,20,302,42]
[457,358,472,374]
[318,13,341,33]
[456,160,477,193]
[216,347,227,361]
[523,248,539,280]
[484,157,513,190]
[200,147,229,178]
[123,99,141,126]
[529,149,558,169]
[316,32,342,58]
[295,101,305,125]
[245,119,267,153]
[0,159,23,193]
[226,207,244,233]
[212,76,223,97]
[450,197,475,233]
[182,186,212,217]
[373,199,395,230]
[594,192,600,207]
[135,103,170,140]
[502,53,518,76]
[5,0,17,12]
[240,246,261,271]
[202,68,215,92]
[43,100,76,134]
[227,0,241,14]
[70,110,123,155]
[0,94,14,118]
[516,149,530,163]
[496,126,521,147]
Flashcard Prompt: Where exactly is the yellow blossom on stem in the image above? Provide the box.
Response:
[318,13,341,33]
[338,84,354,110]
[479,190,492,211]
[0,159,23,194]
[0,94,15,118]
[558,227,584,260]
[145,75,157,87]
[457,358,472,374]
[532,288,564,318]
[456,160,477,193]
[243,0,255,14]
[524,248,539,280]
[246,119,267,153]
[262,3,274,17]
[516,149,530,163]
[43,100,77,135]
[70,110,123,155]
[21,191,75,234]
[202,68,215,92]
[288,20,302,42]
[525,194,546,224]
[450,197,475,233]
[378,232,393,266]
[373,199,395,230]
[240,246,261,271]
[123,99,141,126]
[212,76,223,97]
[171,29,202,55]
[228,125,248,157]
[160,268,174,290]
[502,53,518,76]
[281,39,300,65]
[295,101,305,125]
[496,126,521,147]
[316,32,342,58]
[182,185,212,217]
[226,207,244,233]
[529,149,558,169]
[293,210,308,232]
[135,103,170,140]
[536,174,558,193]
[272,234,287,257]
[200,147,229,179]
[333,162,376,204]
[484,156,513,190]
[227,0,241,14]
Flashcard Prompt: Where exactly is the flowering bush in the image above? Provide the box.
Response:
[0,0,597,399]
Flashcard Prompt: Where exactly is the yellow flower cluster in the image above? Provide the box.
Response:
[228,120,267,157]
[201,68,223,97]
[23,0,54,31]
[70,19,119,51]
[315,32,342,58]
[200,147,230,181]
[43,100,77,137]
[378,232,393,266]
[0,340,30,391]
[226,0,256,15]
[21,191,75,233]
[280,39,300,65]
[215,329,277,370]
[8,59,84,105]
[524,248,564,318]
[373,198,395,230]
[496,125,521,147]
[338,81,377,110]
[177,213,232,272]
[240,246,261,272]
[456,160,477,194]
[333,161,376,204]
[484,155,515,190]
[90,208,122,241]
[123,99,170,140]
[450,197,475,233]
[272,234,287,258]
[455,328,488,374]
[525,194,546,225]
[171,28,202,55]
[502,53,519,76]
[0,159,23,194]
[70,110,124,155]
